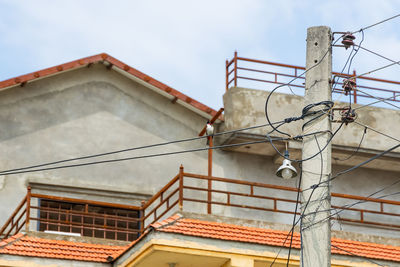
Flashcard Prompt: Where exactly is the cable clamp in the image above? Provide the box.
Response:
[330,106,357,125]
[310,184,319,189]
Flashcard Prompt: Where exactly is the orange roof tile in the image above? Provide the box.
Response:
[0,233,128,263]
[152,215,400,263]
[0,53,222,120]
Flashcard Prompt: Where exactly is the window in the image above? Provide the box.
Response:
[38,199,140,241]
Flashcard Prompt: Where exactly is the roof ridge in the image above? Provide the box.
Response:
[0,53,223,120]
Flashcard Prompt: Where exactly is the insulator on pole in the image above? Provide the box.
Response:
[341,32,356,49]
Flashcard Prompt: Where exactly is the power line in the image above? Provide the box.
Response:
[265,36,343,138]
[356,60,400,80]
[0,137,294,176]
[346,30,364,77]
[0,120,285,175]
[354,13,400,33]
[286,163,302,267]
[353,93,400,110]
[355,87,400,109]
[329,142,400,183]
[302,185,400,233]
[333,126,367,161]
[274,133,327,266]
[331,244,384,266]
[354,121,400,142]
[303,190,400,229]
[269,214,301,267]
[355,44,400,67]
[303,142,400,192]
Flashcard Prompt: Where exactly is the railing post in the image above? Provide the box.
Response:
[25,186,31,232]
[234,51,238,87]
[179,165,184,210]
[225,59,229,91]
[353,70,357,104]
[140,200,145,235]
[207,137,213,214]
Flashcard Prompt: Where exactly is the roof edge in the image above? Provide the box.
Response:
[0,53,223,121]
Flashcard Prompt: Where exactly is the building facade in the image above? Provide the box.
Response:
[0,53,399,266]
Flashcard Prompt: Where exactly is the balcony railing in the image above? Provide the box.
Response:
[226,52,400,107]
[1,165,399,241]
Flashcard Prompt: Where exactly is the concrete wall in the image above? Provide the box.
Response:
[222,87,400,238]
[0,66,398,240]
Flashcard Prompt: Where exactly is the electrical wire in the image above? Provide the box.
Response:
[301,190,400,239]
[265,36,343,137]
[0,135,304,176]
[353,92,400,111]
[299,135,330,234]
[305,175,400,221]
[302,188,400,229]
[355,60,400,79]
[286,163,302,267]
[355,44,400,67]
[330,143,400,183]
[0,120,285,175]
[353,13,400,33]
[331,244,384,266]
[347,30,364,76]
[333,126,367,161]
[303,142,400,193]
[355,87,400,109]
[267,122,344,163]
[272,133,327,266]
[354,121,400,142]
[269,221,300,267]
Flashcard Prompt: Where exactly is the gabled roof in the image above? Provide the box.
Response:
[151,214,400,263]
[0,53,222,120]
[0,233,128,263]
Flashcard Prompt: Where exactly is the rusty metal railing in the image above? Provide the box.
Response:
[226,52,400,105]
[2,166,399,241]
[142,166,400,232]
[0,187,142,241]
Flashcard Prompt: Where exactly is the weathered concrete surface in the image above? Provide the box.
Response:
[301,25,332,267]
[222,86,400,239]
[223,87,400,171]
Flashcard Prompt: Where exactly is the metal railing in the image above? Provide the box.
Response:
[2,166,399,241]
[0,187,142,241]
[226,52,400,105]
[142,165,400,232]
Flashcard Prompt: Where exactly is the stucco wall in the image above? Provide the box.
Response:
[0,66,398,240]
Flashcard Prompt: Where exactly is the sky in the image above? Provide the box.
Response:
[0,0,400,110]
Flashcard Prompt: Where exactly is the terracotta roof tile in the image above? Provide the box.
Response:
[0,53,223,120]
[0,234,128,263]
[154,216,400,263]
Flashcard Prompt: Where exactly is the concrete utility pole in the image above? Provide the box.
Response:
[301,26,332,266]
